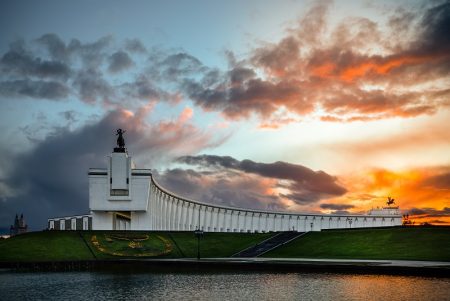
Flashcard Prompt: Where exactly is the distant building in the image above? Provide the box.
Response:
[48,129,403,232]
[47,214,92,231]
[10,214,28,236]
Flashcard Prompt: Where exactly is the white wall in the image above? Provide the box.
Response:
[91,211,114,230]
[88,152,403,232]
[149,178,403,233]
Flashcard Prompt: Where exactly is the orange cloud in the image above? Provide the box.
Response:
[323,167,450,225]
[178,106,194,123]
[310,62,336,78]
[339,55,433,82]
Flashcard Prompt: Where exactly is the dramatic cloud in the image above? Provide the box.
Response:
[324,166,450,224]
[175,154,346,205]
[175,1,450,123]
[154,168,284,211]
[407,207,450,225]
[0,106,223,229]
[1,1,448,123]
[1,1,448,229]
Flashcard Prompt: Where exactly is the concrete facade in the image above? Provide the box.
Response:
[86,149,402,232]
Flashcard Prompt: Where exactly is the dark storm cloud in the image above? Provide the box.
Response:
[408,207,450,219]
[177,154,346,205]
[0,106,219,229]
[419,1,450,52]
[0,79,69,99]
[108,51,134,73]
[154,168,286,211]
[320,203,355,210]
[0,118,115,230]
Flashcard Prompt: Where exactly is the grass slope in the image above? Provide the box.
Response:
[0,231,273,261]
[1,228,448,262]
[0,231,94,262]
[264,227,450,261]
[170,232,272,258]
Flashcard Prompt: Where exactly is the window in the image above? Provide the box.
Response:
[110,189,129,196]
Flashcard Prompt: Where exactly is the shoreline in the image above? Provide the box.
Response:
[1,258,449,277]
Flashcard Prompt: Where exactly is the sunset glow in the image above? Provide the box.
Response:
[0,0,449,229]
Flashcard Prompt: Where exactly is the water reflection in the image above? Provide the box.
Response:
[0,270,449,301]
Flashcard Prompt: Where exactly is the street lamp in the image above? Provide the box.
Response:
[194,205,204,260]
[194,228,203,260]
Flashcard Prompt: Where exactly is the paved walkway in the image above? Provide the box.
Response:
[205,257,450,268]
[125,257,450,269]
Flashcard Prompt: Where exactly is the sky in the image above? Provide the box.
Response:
[0,0,449,230]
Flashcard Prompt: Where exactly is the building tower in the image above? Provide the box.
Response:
[89,129,152,230]
[10,213,28,236]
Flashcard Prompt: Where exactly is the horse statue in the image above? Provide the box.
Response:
[116,129,126,149]
[386,196,395,206]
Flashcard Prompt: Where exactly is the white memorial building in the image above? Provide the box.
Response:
[49,130,402,232]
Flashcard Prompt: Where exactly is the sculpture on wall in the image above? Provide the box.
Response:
[387,196,395,206]
[114,129,126,152]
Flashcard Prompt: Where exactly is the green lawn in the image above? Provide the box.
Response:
[263,227,450,261]
[0,231,94,262]
[1,228,448,262]
[169,232,273,258]
[0,231,273,261]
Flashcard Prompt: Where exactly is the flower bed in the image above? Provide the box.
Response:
[90,234,173,257]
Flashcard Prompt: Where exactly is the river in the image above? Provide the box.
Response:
[0,270,449,300]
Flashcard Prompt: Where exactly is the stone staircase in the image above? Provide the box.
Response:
[232,231,305,258]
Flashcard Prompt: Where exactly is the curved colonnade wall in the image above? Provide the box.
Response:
[148,176,402,232]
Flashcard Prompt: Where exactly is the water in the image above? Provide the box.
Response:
[0,270,449,301]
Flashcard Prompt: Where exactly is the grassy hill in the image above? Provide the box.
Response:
[0,231,272,262]
[263,227,450,261]
[0,231,93,262]
[0,227,448,262]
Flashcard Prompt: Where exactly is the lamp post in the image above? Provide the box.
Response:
[194,205,204,260]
